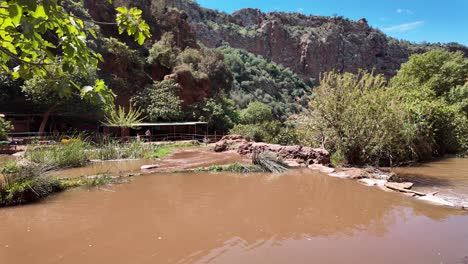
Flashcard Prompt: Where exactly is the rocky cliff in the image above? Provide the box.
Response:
[168,0,466,80]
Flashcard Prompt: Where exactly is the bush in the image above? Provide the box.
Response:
[230,121,298,145]
[299,71,424,166]
[0,116,12,140]
[240,102,273,124]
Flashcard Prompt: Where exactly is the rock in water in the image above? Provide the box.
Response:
[141,164,160,170]
[385,182,414,190]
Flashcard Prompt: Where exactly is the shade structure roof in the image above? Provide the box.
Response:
[102,122,208,127]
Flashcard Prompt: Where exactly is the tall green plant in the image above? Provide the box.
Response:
[104,105,145,128]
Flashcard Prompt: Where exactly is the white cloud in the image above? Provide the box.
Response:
[396,8,413,15]
[297,7,304,12]
[382,21,424,32]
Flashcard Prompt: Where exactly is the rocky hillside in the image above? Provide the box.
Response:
[167,0,466,80]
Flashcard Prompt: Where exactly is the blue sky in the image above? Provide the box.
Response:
[194,0,468,45]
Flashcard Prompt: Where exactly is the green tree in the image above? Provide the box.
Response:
[391,49,468,155]
[391,49,467,97]
[132,80,183,121]
[0,0,151,105]
[190,98,239,132]
[240,102,273,124]
[21,62,107,134]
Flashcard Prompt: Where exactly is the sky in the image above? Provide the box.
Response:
[194,0,468,45]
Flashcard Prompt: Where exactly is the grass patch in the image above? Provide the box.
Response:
[89,140,161,160]
[147,146,173,158]
[25,140,88,170]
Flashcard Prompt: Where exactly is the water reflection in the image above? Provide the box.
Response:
[0,169,466,263]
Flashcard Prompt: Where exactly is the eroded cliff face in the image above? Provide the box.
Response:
[167,3,405,79]
[168,1,465,80]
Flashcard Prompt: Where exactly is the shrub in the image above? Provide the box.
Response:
[240,102,273,124]
[230,121,298,145]
[0,116,12,140]
[299,71,424,166]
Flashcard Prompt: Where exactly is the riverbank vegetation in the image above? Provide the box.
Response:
[23,139,199,169]
[297,50,467,166]
[0,117,12,141]
[0,0,466,171]
[0,161,123,207]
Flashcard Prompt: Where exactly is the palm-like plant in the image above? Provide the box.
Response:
[103,105,145,128]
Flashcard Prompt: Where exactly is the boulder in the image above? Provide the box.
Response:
[213,135,249,152]
[237,142,330,165]
[213,140,227,152]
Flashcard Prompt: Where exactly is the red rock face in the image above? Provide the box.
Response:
[215,135,330,165]
[170,1,466,80]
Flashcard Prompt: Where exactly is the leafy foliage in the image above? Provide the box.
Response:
[103,105,145,128]
[298,71,423,166]
[148,32,179,68]
[230,102,298,145]
[132,80,183,122]
[239,102,273,124]
[391,49,467,97]
[391,49,468,155]
[0,116,13,140]
[0,0,151,106]
[218,46,312,121]
[189,97,240,132]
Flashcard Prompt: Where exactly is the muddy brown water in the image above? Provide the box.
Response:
[48,149,250,178]
[1,164,468,263]
[394,158,468,206]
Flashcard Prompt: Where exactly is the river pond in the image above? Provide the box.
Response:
[1,161,468,263]
[394,157,468,206]
[48,149,251,178]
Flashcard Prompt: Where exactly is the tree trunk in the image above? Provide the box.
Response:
[38,105,57,136]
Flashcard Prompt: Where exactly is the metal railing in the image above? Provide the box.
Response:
[6,132,226,145]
